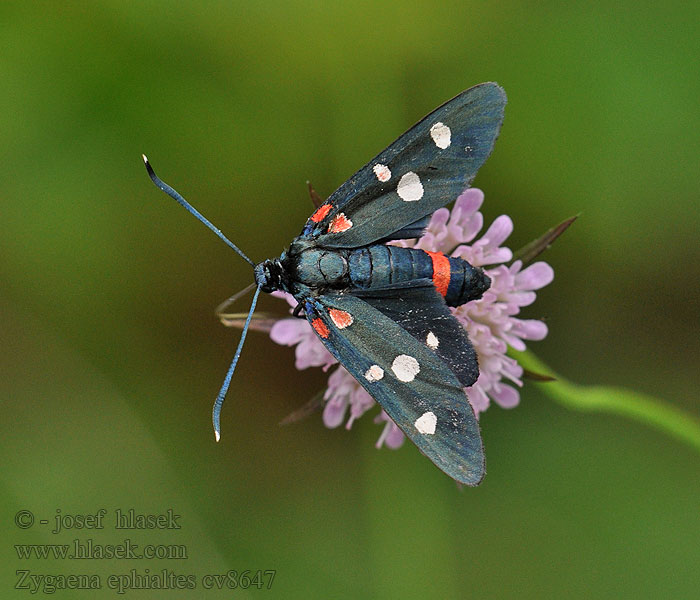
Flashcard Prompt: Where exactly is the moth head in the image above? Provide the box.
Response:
[254,258,286,293]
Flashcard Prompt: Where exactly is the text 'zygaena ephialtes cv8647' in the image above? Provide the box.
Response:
[144,82,506,485]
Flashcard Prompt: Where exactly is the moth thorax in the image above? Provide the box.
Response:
[293,248,348,288]
[318,252,347,283]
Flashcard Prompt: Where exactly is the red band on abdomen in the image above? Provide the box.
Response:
[424,250,450,297]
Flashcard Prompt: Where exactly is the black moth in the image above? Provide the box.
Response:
[145,82,506,485]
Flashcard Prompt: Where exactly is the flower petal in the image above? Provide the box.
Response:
[482,215,513,249]
[348,386,375,423]
[270,319,306,346]
[455,211,484,245]
[512,318,549,341]
[507,291,537,307]
[270,290,298,308]
[454,187,484,216]
[415,208,449,250]
[383,422,405,448]
[489,382,520,408]
[449,188,484,244]
[466,383,490,414]
[480,246,513,266]
[514,261,554,291]
[374,413,406,448]
[322,395,348,428]
[502,333,527,352]
[295,337,335,369]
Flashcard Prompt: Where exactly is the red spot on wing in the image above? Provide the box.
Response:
[311,317,329,338]
[424,250,450,297]
[329,308,353,329]
[328,213,353,233]
[310,203,332,223]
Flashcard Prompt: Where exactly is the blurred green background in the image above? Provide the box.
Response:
[1,1,698,598]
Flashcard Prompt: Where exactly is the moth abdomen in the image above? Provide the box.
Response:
[346,246,490,307]
[347,246,427,289]
[445,257,491,307]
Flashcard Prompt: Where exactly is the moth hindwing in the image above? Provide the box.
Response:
[304,293,484,485]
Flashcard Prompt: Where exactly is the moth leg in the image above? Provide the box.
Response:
[292,302,306,319]
[215,282,256,317]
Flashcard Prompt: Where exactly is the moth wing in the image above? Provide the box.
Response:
[303,293,484,485]
[352,279,479,388]
[302,82,506,248]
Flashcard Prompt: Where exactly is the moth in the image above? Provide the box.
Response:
[144,82,506,485]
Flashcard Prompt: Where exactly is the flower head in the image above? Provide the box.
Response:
[268,188,554,447]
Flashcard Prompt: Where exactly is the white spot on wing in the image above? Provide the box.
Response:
[430,122,451,149]
[373,163,391,182]
[391,354,420,382]
[397,172,424,202]
[414,411,437,435]
[364,365,384,382]
[426,331,439,350]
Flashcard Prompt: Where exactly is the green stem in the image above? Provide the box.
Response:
[514,350,700,454]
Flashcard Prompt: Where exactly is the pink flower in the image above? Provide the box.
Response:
[268,188,554,447]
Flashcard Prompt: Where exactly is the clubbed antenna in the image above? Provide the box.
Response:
[212,284,262,441]
[142,155,255,266]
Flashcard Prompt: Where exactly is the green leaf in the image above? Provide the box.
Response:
[513,350,700,453]
[513,215,578,265]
